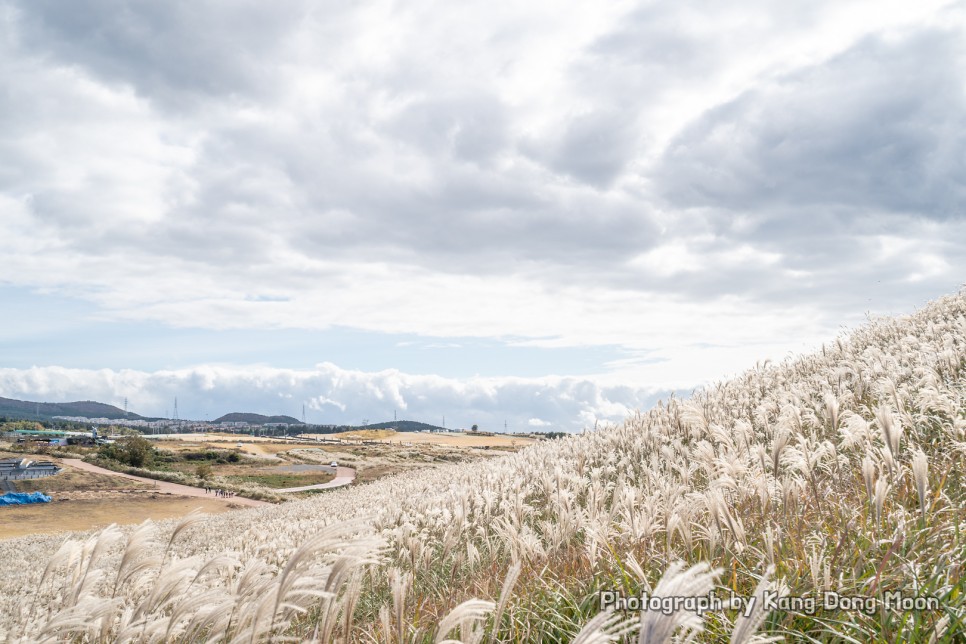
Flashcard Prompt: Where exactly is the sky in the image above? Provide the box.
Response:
[1,0,964,431]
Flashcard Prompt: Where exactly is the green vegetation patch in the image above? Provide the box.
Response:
[224,471,335,488]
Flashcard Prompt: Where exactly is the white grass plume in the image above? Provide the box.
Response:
[638,562,720,644]
[911,449,929,521]
[571,609,639,644]
[434,599,495,644]
[730,565,785,644]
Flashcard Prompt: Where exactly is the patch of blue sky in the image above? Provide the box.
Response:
[0,287,629,377]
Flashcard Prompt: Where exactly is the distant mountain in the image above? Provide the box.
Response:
[0,396,147,422]
[212,413,303,425]
[363,420,447,432]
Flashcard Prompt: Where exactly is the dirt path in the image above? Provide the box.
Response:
[60,460,270,507]
[276,466,356,492]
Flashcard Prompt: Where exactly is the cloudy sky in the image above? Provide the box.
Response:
[1,0,964,430]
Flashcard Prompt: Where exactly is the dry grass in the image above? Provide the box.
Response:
[330,429,398,440]
[13,467,156,493]
[305,430,536,448]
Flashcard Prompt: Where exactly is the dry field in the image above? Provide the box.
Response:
[159,433,508,484]
[155,433,296,445]
[0,495,232,540]
[303,429,537,448]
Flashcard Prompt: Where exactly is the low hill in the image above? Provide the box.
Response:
[360,420,446,432]
[212,412,303,425]
[0,396,146,421]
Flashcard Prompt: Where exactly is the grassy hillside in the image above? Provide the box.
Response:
[212,412,303,425]
[0,396,145,422]
[364,420,447,432]
[1,291,964,642]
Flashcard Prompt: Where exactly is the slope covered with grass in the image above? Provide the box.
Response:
[1,291,964,642]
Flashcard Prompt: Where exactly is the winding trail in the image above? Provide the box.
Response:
[60,459,270,507]
[275,466,356,492]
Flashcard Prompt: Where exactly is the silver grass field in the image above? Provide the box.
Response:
[1,291,965,642]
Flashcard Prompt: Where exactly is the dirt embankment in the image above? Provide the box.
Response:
[59,459,270,507]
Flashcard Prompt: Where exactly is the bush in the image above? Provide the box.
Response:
[195,462,213,479]
[99,436,157,468]
[184,450,241,464]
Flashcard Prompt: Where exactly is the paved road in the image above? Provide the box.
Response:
[276,466,356,492]
[60,459,270,507]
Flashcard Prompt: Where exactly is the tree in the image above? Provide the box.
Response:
[101,435,156,468]
[195,462,213,480]
[121,436,155,468]
[471,424,479,432]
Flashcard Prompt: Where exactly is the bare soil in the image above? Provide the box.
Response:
[0,494,232,540]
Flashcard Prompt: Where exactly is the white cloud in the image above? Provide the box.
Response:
[0,363,668,432]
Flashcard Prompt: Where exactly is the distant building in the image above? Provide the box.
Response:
[0,458,61,481]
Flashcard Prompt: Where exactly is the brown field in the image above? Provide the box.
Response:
[328,429,396,440]
[0,494,232,540]
[156,433,288,444]
[235,442,303,456]
[310,430,536,448]
[154,430,536,449]
[154,435,310,457]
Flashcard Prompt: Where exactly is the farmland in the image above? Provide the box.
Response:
[1,291,965,641]
[0,433,506,538]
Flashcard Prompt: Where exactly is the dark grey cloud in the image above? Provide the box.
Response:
[656,29,966,218]
[9,0,312,107]
[386,93,511,165]
[579,4,726,93]
[122,105,663,277]
[523,109,640,188]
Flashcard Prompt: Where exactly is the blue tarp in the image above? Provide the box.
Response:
[0,492,52,505]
